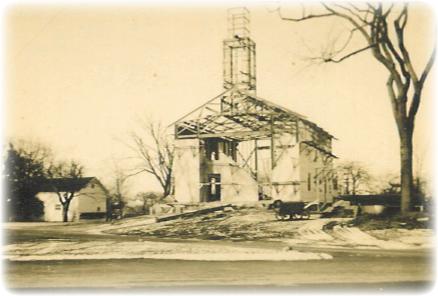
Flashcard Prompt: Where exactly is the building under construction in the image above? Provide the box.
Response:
[171,8,337,205]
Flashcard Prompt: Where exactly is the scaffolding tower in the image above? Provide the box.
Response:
[223,7,256,95]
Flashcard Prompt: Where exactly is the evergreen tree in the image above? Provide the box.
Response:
[3,143,45,221]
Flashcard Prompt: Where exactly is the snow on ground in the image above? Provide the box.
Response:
[4,208,433,262]
[281,219,433,250]
[82,210,434,251]
[367,228,434,249]
[4,240,333,262]
[330,226,410,249]
[297,219,336,241]
[86,216,156,235]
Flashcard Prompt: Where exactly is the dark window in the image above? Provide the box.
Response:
[222,141,228,154]
[207,174,221,202]
[206,139,238,162]
[206,140,219,160]
[231,142,237,161]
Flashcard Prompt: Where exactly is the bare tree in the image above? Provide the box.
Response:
[127,119,174,197]
[337,161,371,195]
[105,160,130,220]
[135,191,162,214]
[276,3,435,212]
[379,173,401,194]
[109,160,130,203]
[47,160,85,222]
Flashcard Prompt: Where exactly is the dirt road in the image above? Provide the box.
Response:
[5,250,432,289]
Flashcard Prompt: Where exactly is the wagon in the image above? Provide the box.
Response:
[271,200,311,221]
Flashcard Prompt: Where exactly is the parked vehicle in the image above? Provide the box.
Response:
[271,200,311,221]
[107,200,124,221]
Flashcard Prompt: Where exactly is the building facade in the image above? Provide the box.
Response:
[172,95,338,205]
[36,177,108,222]
[171,8,337,205]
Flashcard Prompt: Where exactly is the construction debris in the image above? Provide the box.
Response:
[156,204,232,222]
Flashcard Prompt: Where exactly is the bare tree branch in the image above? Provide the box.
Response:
[332,3,370,24]
[419,45,436,85]
[321,3,372,42]
[408,44,436,122]
[128,118,174,196]
[279,2,435,212]
[323,43,375,63]
[277,6,335,22]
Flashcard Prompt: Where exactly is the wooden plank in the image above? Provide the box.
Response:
[195,130,272,139]
[254,139,258,180]
[270,115,275,169]
[156,204,232,222]
[169,88,233,127]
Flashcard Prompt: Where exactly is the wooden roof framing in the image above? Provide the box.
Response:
[172,89,334,142]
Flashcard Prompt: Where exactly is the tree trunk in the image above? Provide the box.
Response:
[163,175,172,197]
[400,127,414,214]
[62,203,70,222]
[163,187,171,197]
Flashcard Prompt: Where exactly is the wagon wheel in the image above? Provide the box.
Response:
[276,213,290,221]
[289,213,299,220]
[300,210,310,220]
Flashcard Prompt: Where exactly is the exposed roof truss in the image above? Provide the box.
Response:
[172,88,333,142]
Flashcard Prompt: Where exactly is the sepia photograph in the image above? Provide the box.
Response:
[1,0,436,292]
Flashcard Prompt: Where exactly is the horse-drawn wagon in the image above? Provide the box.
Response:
[271,200,311,221]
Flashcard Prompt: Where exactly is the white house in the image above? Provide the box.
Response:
[36,177,108,222]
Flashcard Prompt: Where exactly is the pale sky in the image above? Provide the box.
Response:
[5,3,435,195]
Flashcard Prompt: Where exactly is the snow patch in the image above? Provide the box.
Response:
[5,240,333,262]
[281,219,433,250]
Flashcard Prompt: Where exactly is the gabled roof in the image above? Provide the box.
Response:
[39,177,95,193]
